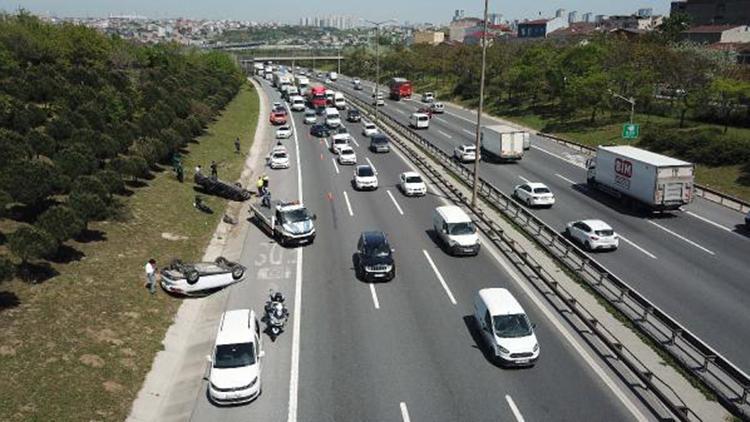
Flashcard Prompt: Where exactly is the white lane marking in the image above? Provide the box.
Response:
[350,137,360,147]
[331,158,340,174]
[446,111,476,125]
[461,128,475,136]
[286,98,304,422]
[387,190,404,215]
[438,130,452,139]
[422,250,457,305]
[531,145,586,169]
[369,283,380,309]
[324,138,330,149]
[479,234,648,421]
[518,175,530,183]
[434,117,448,124]
[365,157,375,169]
[685,211,734,233]
[505,395,525,422]
[399,402,411,422]
[342,191,354,216]
[396,109,407,115]
[647,221,716,255]
[618,235,657,260]
[555,173,577,184]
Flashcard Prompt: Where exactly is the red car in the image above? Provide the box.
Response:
[269,111,287,125]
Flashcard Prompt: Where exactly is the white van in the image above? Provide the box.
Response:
[324,107,341,128]
[334,92,346,110]
[290,95,306,112]
[409,113,430,129]
[207,309,264,404]
[474,288,539,367]
[329,71,338,81]
[432,206,480,256]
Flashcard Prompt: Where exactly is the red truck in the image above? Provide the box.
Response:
[307,85,327,108]
[388,78,412,100]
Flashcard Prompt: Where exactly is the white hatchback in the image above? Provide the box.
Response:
[513,182,555,208]
[338,146,357,165]
[565,219,619,251]
[399,172,427,197]
[454,144,478,163]
[353,165,378,190]
[362,121,379,137]
[207,309,264,405]
[330,134,350,154]
[275,126,292,139]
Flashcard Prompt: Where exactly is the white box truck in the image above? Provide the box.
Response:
[586,145,694,211]
[480,125,526,162]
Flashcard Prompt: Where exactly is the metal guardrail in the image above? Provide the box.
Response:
[337,87,750,421]
[536,132,750,214]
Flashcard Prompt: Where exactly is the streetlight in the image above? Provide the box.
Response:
[608,89,636,124]
[471,0,490,208]
[364,19,396,124]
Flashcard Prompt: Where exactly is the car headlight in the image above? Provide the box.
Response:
[448,240,457,247]
[533,343,539,352]
[247,376,259,388]
[496,345,509,355]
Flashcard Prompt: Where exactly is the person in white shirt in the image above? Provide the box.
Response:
[144,259,157,294]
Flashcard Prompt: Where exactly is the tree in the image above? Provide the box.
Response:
[0,160,53,207]
[0,128,32,167]
[35,205,84,242]
[8,226,57,265]
[53,145,97,180]
[95,170,124,196]
[69,192,108,224]
[25,128,56,158]
[656,13,692,42]
[711,76,750,133]
[71,175,108,202]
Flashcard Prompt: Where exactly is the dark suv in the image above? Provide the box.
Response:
[310,123,331,137]
[369,134,390,153]
[347,108,361,122]
[355,231,395,281]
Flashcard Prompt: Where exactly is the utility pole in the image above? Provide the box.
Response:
[337,47,341,74]
[365,20,394,124]
[471,0,490,209]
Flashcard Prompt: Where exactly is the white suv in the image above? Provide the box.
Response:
[353,165,378,190]
[207,309,264,405]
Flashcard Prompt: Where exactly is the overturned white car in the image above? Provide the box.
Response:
[160,257,246,296]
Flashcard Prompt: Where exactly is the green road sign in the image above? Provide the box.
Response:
[622,123,640,139]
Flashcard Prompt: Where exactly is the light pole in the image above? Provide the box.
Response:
[365,19,395,124]
[608,89,636,124]
[471,0,490,208]
[337,46,341,74]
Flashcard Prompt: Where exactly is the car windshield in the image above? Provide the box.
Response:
[273,152,288,159]
[338,127,348,134]
[281,209,310,224]
[533,187,551,194]
[372,136,387,144]
[358,167,375,177]
[305,111,315,117]
[214,342,255,368]
[405,176,422,184]
[463,146,475,152]
[366,124,375,130]
[365,242,391,257]
[493,314,533,338]
[595,229,614,237]
[447,222,475,235]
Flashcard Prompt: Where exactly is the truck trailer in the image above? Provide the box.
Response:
[480,125,526,162]
[586,145,694,211]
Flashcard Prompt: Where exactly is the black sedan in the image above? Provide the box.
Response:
[310,123,331,138]
[347,109,361,122]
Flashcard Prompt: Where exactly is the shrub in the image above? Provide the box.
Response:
[69,191,108,223]
[8,226,57,264]
[36,205,84,242]
[0,160,54,207]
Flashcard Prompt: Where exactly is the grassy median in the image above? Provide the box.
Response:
[0,83,259,421]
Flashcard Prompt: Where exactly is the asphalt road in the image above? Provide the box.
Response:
[188,79,650,421]
[326,74,750,373]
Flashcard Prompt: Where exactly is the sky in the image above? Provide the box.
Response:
[0,1,672,24]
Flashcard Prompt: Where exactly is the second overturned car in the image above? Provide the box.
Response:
[161,257,246,296]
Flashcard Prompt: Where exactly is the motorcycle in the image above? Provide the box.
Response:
[264,290,289,341]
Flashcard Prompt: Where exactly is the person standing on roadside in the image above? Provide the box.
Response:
[144,259,157,295]
[210,161,218,179]
[234,137,241,154]
[262,174,269,191]
[256,176,264,196]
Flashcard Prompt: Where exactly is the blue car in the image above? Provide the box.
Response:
[310,124,331,138]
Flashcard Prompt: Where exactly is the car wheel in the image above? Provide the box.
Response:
[215,256,229,266]
[231,265,245,280]
[186,270,200,285]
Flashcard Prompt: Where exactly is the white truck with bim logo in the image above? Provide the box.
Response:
[586,145,694,212]
[480,125,527,162]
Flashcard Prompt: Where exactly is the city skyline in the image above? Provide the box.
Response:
[0,1,672,24]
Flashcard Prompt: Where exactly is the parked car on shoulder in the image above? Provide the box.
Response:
[160,257,246,296]
[206,309,264,405]
[565,219,619,251]
[513,183,555,208]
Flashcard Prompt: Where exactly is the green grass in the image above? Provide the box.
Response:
[0,83,259,421]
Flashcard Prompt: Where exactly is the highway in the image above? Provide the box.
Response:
[189,79,650,421]
[325,74,750,373]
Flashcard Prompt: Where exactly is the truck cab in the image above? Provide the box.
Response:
[250,201,316,246]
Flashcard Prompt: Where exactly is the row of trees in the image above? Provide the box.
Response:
[0,13,244,281]
[341,22,750,167]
